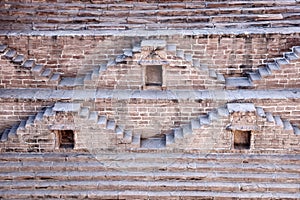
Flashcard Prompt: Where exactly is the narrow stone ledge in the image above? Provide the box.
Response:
[1,27,300,37]
[0,89,300,101]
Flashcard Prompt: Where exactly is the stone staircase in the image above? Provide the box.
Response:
[3,39,299,90]
[57,39,224,89]
[0,152,300,199]
[142,103,300,148]
[1,1,300,31]
[225,46,300,89]
[0,44,61,86]
[1,102,300,150]
[0,102,140,151]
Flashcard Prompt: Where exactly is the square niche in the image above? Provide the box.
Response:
[145,65,162,87]
[57,130,74,149]
[233,130,251,150]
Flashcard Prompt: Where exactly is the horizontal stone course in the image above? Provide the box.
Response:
[0,152,300,199]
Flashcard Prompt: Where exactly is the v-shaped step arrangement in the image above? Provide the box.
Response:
[0,102,140,150]
[58,39,225,88]
[1,102,299,150]
[142,103,300,149]
[2,42,299,90]
[0,40,225,89]
[225,46,300,89]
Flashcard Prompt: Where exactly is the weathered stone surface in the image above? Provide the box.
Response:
[227,103,256,113]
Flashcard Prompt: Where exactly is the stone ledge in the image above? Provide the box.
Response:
[1,27,300,37]
[0,89,300,101]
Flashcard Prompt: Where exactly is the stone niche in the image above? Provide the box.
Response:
[233,130,251,150]
[227,103,258,150]
[145,65,163,87]
[55,130,75,149]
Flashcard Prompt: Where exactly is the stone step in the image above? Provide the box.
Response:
[115,125,124,139]
[216,73,225,83]
[274,116,284,127]
[284,52,299,61]
[99,63,108,72]
[25,115,35,128]
[83,73,92,83]
[7,125,18,140]
[166,44,176,52]
[182,124,192,137]
[1,152,300,165]
[266,62,280,71]
[88,111,98,123]
[17,120,26,132]
[191,118,201,130]
[106,59,117,67]
[0,189,299,199]
[275,58,289,68]
[41,68,52,78]
[140,138,166,149]
[1,170,300,184]
[132,45,141,53]
[265,112,275,123]
[225,77,252,88]
[165,132,175,145]
[59,77,84,87]
[115,54,127,63]
[141,39,166,49]
[34,111,44,122]
[97,115,107,127]
[123,49,133,57]
[283,120,293,130]
[79,107,89,119]
[208,110,219,121]
[49,73,61,83]
[131,134,141,147]
[106,120,116,130]
[199,115,210,126]
[292,126,300,135]
[184,53,192,62]
[31,64,44,75]
[122,130,132,143]
[0,129,9,142]
[192,59,200,68]
[247,71,261,82]
[2,160,300,174]
[217,107,229,117]
[0,44,8,53]
[176,49,184,59]
[258,66,271,77]
[12,54,24,64]
[256,107,266,118]
[52,102,81,113]
[292,46,300,56]
[173,127,183,140]
[4,49,17,59]
[22,59,35,68]
[43,107,55,117]
[0,179,299,194]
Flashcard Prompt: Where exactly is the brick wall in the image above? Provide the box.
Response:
[0,99,53,133]
[1,33,300,89]
[95,99,223,138]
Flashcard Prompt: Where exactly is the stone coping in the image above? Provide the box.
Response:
[1,27,300,37]
[0,89,299,101]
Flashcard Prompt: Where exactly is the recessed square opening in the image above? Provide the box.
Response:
[58,130,74,149]
[145,65,162,86]
[234,130,251,150]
